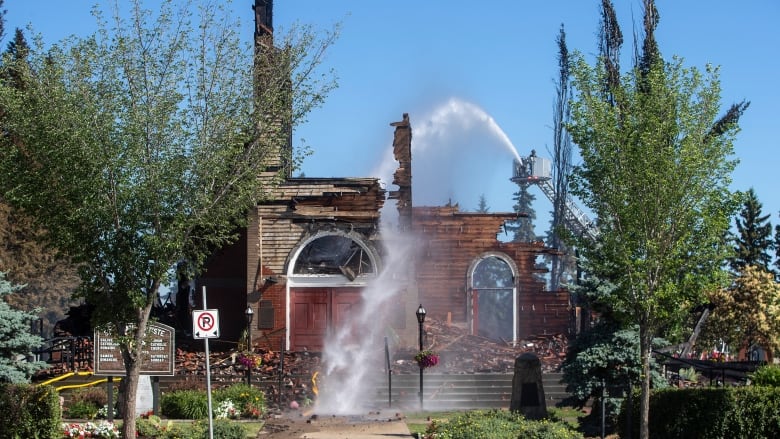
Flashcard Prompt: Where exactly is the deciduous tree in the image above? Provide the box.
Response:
[548,24,576,290]
[703,265,780,356]
[567,1,745,437]
[0,0,337,436]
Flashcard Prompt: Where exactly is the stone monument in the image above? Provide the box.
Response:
[509,352,547,419]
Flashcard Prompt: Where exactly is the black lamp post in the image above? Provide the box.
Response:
[416,304,427,410]
[245,305,254,387]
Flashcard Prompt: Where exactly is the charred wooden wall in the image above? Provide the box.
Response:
[244,178,386,349]
[412,205,571,340]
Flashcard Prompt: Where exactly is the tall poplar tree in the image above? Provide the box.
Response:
[548,24,575,290]
[567,1,746,438]
[0,1,337,436]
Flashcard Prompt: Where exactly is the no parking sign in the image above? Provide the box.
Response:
[193,309,220,339]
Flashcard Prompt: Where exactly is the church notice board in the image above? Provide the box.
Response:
[93,322,175,376]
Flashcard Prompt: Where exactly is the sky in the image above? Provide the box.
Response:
[5,1,780,237]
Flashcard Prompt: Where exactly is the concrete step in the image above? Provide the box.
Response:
[369,372,571,410]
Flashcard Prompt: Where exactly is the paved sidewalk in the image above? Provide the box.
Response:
[259,410,414,438]
[297,418,412,438]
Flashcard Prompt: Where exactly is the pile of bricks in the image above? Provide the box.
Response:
[391,318,568,374]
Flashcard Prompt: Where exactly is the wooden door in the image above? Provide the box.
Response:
[290,288,363,352]
[291,289,329,351]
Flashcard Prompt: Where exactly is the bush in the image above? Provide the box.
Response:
[214,383,265,418]
[136,415,174,438]
[65,386,111,419]
[0,383,61,439]
[161,389,208,419]
[423,409,582,439]
[137,419,245,439]
[750,364,780,387]
[159,421,201,439]
[619,386,780,438]
[203,419,247,439]
[161,384,266,420]
[66,399,100,419]
[517,419,585,439]
[70,386,109,408]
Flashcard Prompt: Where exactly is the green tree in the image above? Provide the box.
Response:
[0,272,48,383]
[0,0,76,340]
[702,265,780,356]
[476,194,490,213]
[773,215,780,276]
[0,203,79,338]
[566,1,746,437]
[731,188,773,273]
[505,184,537,242]
[0,1,337,436]
[561,322,668,433]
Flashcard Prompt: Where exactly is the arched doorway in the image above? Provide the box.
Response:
[468,253,518,344]
[286,232,379,351]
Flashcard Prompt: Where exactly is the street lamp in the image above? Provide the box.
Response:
[416,304,427,410]
[245,305,254,387]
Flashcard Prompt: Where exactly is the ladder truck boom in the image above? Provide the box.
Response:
[511,154,598,241]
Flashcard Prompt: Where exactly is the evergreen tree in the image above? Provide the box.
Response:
[731,188,773,273]
[505,184,537,242]
[773,216,780,276]
[476,194,490,213]
[0,272,48,383]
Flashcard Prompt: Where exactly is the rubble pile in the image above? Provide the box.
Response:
[391,318,569,374]
[174,348,322,409]
[36,318,569,412]
[168,318,569,411]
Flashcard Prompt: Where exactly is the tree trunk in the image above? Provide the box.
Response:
[121,359,140,439]
[639,324,652,439]
[120,303,153,439]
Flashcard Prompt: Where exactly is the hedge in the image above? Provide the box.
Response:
[619,386,780,438]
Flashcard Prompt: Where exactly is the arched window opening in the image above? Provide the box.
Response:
[292,235,374,277]
[472,255,515,342]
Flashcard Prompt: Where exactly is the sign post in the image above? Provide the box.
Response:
[193,287,220,439]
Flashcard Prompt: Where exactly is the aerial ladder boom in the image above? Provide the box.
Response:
[510,154,598,241]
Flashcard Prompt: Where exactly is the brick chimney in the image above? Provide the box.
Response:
[253,0,293,179]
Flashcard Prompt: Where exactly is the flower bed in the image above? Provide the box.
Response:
[62,421,120,438]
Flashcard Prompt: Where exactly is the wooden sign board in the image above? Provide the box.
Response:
[94,322,175,376]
